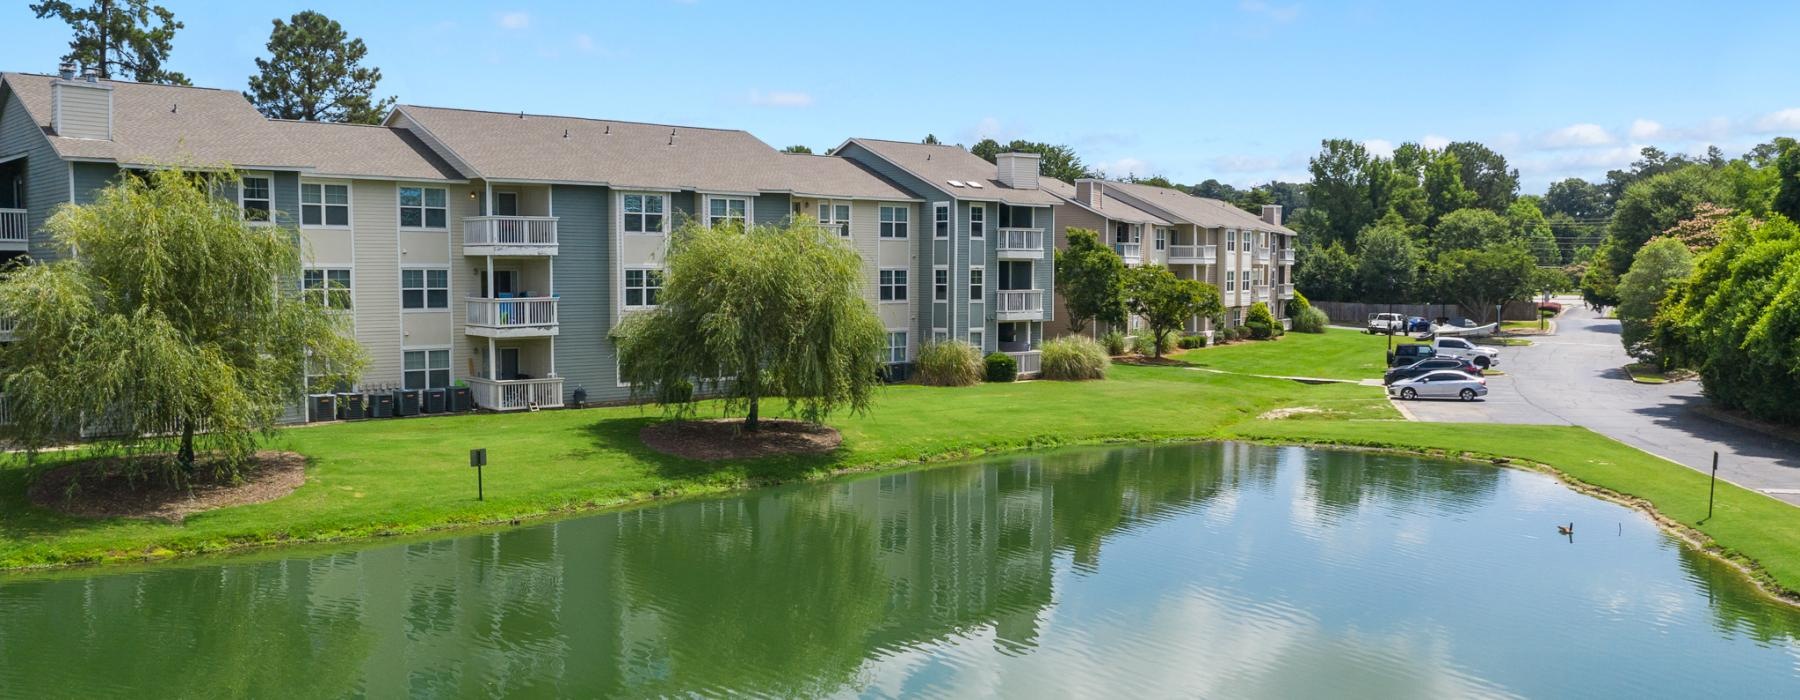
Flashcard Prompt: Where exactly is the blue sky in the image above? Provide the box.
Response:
[6,1,1799,192]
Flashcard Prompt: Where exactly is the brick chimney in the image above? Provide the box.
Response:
[1075,178,1104,208]
[1260,204,1283,226]
[995,152,1041,190]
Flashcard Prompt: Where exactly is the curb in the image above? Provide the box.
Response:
[1692,404,1800,446]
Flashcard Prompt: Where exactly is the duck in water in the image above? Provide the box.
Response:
[1557,523,1574,536]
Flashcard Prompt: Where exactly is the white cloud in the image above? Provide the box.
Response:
[1360,139,1395,157]
[1097,157,1153,179]
[1754,108,1800,133]
[1628,119,1663,140]
[747,90,814,108]
[1539,123,1614,149]
[498,12,531,29]
[1213,154,1281,172]
[1421,134,1451,150]
[574,34,595,52]
[1238,0,1301,22]
[970,117,1006,141]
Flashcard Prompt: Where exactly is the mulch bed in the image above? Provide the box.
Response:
[1112,355,1190,367]
[27,451,306,523]
[641,418,842,461]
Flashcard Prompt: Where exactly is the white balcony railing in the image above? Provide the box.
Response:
[1111,243,1142,264]
[466,377,564,411]
[996,228,1045,258]
[1007,350,1042,376]
[1277,283,1295,298]
[1253,285,1271,303]
[464,216,558,255]
[994,289,1044,320]
[0,209,27,248]
[1167,244,1217,264]
[466,296,559,337]
[1279,248,1295,264]
[1254,246,1271,262]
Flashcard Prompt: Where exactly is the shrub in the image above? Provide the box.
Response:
[1132,332,1176,356]
[1041,336,1109,380]
[1291,306,1329,333]
[1177,334,1206,349]
[916,340,983,386]
[1100,330,1128,356]
[1289,289,1312,314]
[1538,301,1562,314]
[1244,302,1277,339]
[983,352,1017,382]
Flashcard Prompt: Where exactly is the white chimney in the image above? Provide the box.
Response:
[51,69,113,140]
[1261,204,1282,226]
[995,152,1041,190]
[1075,178,1103,208]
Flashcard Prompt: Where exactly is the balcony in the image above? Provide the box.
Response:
[996,227,1045,260]
[1254,246,1271,263]
[466,377,564,411]
[1277,283,1295,298]
[1167,244,1217,265]
[464,216,558,256]
[1111,243,1142,265]
[1253,285,1271,303]
[994,289,1044,321]
[466,296,559,337]
[1006,350,1042,377]
[1279,248,1295,264]
[0,209,27,251]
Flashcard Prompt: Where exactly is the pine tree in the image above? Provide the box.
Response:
[247,11,394,124]
[31,0,188,85]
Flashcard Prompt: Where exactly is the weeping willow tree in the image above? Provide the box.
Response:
[0,167,363,483]
[615,218,886,431]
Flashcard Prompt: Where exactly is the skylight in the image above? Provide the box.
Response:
[947,180,965,187]
[965,181,984,189]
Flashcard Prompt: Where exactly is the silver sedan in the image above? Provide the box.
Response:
[1387,370,1488,401]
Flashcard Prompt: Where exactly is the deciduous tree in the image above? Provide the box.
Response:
[1353,220,1419,303]
[1124,266,1221,358]
[247,11,394,123]
[1657,215,1800,423]
[1616,237,1693,366]
[1426,242,1537,323]
[1054,228,1127,335]
[1294,241,1356,301]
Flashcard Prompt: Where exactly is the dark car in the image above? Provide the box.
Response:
[1406,316,1433,333]
[1386,344,1436,367]
[1384,357,1482,385]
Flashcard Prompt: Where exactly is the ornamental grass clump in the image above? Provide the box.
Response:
[917,340,984,386]
[1041,336,1109,381]
[1291,306,1330,333]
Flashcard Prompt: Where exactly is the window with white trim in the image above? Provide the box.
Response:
[400,187,448,229]
[968,329,983,350]
[625,268,664,307]
[932,328,948,343]
[933,267,948,302]
[816,202,850,237]
[303,268,352,310]
[882,205,910,238]
[707,196,748,228]
[623,194,667,234]
[969,204,985,238]
[301,183,349,227]
[1226,230,1237,251]
[403,349,451,390]
[969,267,984,302]
[879,268,908,302]
[401,268,449,309]
[886,331,908,364]
[1155,227,1168,251]
[241,176,272,223]
[1226,270,1236,292]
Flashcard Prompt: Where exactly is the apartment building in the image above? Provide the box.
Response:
[832,140,1059,375]
[1043,178,1298,338]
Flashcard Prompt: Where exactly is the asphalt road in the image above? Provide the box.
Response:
[1398,299,1800,506]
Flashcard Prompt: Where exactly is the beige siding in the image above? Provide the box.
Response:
[300,229,354,266]
[399,231,449,265]
[351,180,402,384]
[52,83,110,139]
[402,311,453,347]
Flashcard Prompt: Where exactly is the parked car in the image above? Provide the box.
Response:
[1384,357,1482,385]
[1431,336,1500,368]
[1387,370,1488,401]
[1387,343,1437,367]
[1366,312,1407,335]
[1407,316,1433,333]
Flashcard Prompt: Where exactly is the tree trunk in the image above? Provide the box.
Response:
[1068,316,1088,335]
[744,396,760,433]
[177,419,196,473]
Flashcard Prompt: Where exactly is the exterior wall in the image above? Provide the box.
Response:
[50,82,112,140]
[1045,202,1107,338]
[350,180,403,384]
[0,88,68,254]
[549,183,617,401]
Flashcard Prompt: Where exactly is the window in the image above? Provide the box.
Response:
[401,268,449,309]
[303,268,352,310]
[241,176,271,223]
[882,205,910,238]
[707,196,748,228]
[998,205,1034,229]
[933,267,948,302]
[969,204,985,238]
[403,349,451,390]
[969,267,984,302]
[300,183,350,227]
[400,187,448,229]
[625,268,664,307]
[879,268,908,302]
[817,202,850,237]
[932,329,948,343]
[1226,230,1237,251]
[1155,227,1168,251]
[1226,270,1237,292]
[624,194,666,234]
[886,331,908,364]
[968,329,983,350]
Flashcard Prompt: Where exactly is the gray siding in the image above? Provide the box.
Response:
[753,192,788,226]
[1,87,70,257]
[551,184,618,401]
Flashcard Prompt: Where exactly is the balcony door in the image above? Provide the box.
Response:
[499,348,521,380]
[480,269,519,298]
[999,261,1033,291]
[483,191,519,217]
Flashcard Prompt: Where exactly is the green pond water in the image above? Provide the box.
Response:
[3,443,1799,698]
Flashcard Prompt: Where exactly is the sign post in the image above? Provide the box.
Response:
[1707,451,1718,521]
[470,448,487,501]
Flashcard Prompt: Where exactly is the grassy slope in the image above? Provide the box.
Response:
[1227,420,1800,596]
[1175,327,1391,380]
[0,365,1395,569]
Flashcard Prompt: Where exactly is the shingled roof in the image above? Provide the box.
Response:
[2,71,302,168]
[838,138,1065,207]
[267,120,462,181]
[1039,178,1171,226]
[1103,179,1297,234]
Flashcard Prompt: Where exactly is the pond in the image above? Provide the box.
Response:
[2,443,1798,698]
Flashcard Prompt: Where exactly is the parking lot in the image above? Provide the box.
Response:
[1391,301,1800,505]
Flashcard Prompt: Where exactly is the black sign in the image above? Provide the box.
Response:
[470,448,487,467]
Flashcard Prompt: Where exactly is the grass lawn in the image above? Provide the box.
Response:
[0,364,1395,570]
[1173,327,1392,380]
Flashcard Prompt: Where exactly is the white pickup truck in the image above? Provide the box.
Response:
[1366,313,1407,335]
[1431,336,1500,368]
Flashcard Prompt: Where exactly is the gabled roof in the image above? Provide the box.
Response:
[2,71,304,169]
[1102,179,1297,235]
[1039,178,1171,226]
[764,153,918,201]
[267,120,462,181]
[837,138,1064,207]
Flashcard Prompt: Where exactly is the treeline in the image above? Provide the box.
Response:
[32,1,394,124]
